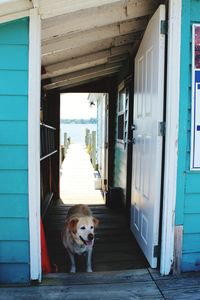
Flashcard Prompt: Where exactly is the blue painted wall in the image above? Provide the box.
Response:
[0,18,30,283]
[176,0,200,272]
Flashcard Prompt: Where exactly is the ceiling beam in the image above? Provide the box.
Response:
[42,20,143,56]
[39,0,124,19]
[42,48,129,79]
[42,42,134,66]
[42,50,110,79]
[59,73,117,91]
[42,1,152,41]
[44,67,120,90]
[45,61,123,85]
[0,0,32,17]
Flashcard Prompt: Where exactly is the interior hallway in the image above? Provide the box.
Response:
[60,143,104,205]
[44,142,148,273]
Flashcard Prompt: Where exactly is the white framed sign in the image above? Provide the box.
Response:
[191,24,200,170]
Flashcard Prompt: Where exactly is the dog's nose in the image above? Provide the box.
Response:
[88,233,94,241]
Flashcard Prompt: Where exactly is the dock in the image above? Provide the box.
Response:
[60,143,104,205]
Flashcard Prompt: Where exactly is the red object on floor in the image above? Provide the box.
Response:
[41,218,52,273]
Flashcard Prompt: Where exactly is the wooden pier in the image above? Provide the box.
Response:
[60,143,104,205]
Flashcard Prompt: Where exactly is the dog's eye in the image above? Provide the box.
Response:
[80,226,86,230]
[90,226,94,229]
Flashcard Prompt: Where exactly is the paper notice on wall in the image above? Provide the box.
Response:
[191,24,200,169]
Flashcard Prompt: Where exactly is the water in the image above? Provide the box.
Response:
[60,123,97,145]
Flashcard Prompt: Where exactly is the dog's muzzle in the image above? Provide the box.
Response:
[79,233,94,246]
[88,233,94,241]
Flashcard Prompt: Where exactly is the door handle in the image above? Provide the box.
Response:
[131,124,136,131]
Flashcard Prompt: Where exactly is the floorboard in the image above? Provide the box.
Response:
[44,203,149,273]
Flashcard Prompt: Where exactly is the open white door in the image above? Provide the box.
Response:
[98,94,108,192]
[131,5,165,268]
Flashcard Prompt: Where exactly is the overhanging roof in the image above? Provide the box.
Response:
[0,0,162,91]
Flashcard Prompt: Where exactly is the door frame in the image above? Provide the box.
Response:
[20,0,181,277]
[28,8,42,281]
[160,0,182,275]
[0,0,182,280]
[0,6,42,281]
[27,0,181,276]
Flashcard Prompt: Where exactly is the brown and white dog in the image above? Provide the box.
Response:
[61,204,99,273]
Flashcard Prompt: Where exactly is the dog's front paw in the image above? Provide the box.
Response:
[86,267,93,273]
[70,267,76,273]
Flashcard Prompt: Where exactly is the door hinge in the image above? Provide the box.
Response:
[104,179,107,186]
[158,121,166,136]
[153,245,160,258]
[160,20,168,35]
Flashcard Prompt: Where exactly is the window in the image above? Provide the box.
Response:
[117,87,128,146]
[117,88,126,141]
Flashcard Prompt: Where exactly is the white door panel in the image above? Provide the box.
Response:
[131,5,165,268]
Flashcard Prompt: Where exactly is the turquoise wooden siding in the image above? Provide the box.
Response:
[176,0,200,272]
[0,18,30,283]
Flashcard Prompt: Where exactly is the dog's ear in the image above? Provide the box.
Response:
[93,217,99,228]
[69,217,79,233]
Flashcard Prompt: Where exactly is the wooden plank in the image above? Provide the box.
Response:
[0,241,29,263]
[185,194,200,213]
[0,194,28,217]
[0,45,28,70]
[0,121,27,145]
[40,0,125,19]
[42,13,147,42]
[57,71,119,90]
[0,263,30,284]
[44,68,120,90]
[173,225,183,274]
[183,233,200,253]
[0,170,28,194]
[0,96,28,121]
[43,269,151,285]
[0,146,27,170]
[44,63,122,90]
[42,39,112,65]
[0,218,29,240]
[42,50,110,79]
[181,253,200,272]
[185,173,200,193]
[0,70,28,95]
[184,214,200,234]
[42,24,140,57]
[0,282,163,299]
[0,18,29,44]
[156,274,200,300]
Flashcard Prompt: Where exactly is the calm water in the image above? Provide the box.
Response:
[60,123,97,144]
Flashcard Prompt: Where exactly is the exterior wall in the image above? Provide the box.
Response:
[176,0,200,272]
[0,18,30,283]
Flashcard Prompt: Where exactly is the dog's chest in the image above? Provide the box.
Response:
[73,243,88,255]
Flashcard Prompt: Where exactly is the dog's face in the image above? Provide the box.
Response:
[69,216,99,247]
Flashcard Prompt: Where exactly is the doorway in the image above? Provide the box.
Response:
[42,91,149,273]
[59,92,103,205]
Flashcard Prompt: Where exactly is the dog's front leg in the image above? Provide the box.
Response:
[68,250,76,273]
[86,248,93,272]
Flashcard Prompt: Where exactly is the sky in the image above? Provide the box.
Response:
[60,93,97,119]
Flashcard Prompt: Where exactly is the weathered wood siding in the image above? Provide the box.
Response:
[176,0,200,272]
[0,18,30,283]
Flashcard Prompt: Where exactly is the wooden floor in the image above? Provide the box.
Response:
[43,202,149,273]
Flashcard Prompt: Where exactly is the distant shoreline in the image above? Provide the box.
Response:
[61,118,97,124]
